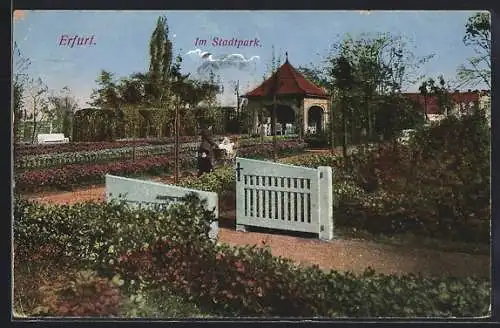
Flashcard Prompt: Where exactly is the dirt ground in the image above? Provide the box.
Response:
[24,184,490,279]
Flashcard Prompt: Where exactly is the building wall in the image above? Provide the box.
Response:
[405,90,490,124]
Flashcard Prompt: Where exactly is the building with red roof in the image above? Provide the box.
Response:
[241,53,330,136]
[244,58,328,99]
[403,89,490,122]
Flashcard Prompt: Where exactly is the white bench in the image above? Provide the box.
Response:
[307,126,317,135]
[37,133,69,144]
[285,123,295,135]
[276,123,283,135]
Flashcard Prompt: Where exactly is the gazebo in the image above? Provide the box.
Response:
[241,53,330,136]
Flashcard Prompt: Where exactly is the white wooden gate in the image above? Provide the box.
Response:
[235,157,334,240]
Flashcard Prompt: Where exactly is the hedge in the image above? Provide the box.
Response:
[13,197,490,317]
[282,118,490,243]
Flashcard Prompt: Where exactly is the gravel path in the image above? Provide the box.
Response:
[219,224,489,278]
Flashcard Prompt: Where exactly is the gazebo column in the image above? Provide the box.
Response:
[248,104,259,135]
[302,105,308,136]
[322,108,329,133]
[254,108,260,135]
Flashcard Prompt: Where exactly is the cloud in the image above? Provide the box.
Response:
[13,10,26,22]
[186,48,260,76]
[187,48,212,59]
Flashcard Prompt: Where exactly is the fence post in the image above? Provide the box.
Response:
[318,166,334,241]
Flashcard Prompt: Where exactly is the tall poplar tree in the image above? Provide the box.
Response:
[148,16,174,137]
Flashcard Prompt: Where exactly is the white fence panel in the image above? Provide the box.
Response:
[235,157,333,240]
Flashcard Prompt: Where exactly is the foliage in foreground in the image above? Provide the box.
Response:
[14,197,490,317]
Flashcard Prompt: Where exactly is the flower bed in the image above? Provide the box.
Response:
[15,135,298,157]
[15,142,306,193]
[15,138,301,170]
[15,155,181,193]
[16,144,191,171]
[16,139,169,157]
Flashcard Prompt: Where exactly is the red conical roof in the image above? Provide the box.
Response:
[243,59,328,99]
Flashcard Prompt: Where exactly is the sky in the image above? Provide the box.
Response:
[13,10,489,108]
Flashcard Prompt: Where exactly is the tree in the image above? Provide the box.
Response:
[169,55,191,183]
[418,81,429,121]
[13,79,25,143]
[324,33,434,146]
[331,55,355,159]
[48,86,78,138]
[149,16,173,105]
[296,66,329,90]
[174,76,221,135]
[148,15,175,138]
[118,75,146,106]
[89,70,122,109]
[89,70,123,139]
[26,77,49,143]
[13,42,31,143]
[88,15,221,139]
[418,75,453,120]
[457,12,491,89]
[375,94,425,141]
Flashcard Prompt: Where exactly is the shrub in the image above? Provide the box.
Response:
[14,197,490,317]
[119,284,210,318]
[238,141,306,159]
[180,166,235,194]
[281,122,490,243]
[304,132,330,148]
[33,270,122,317]
[13,196,215,274]
[345,113,490,242]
